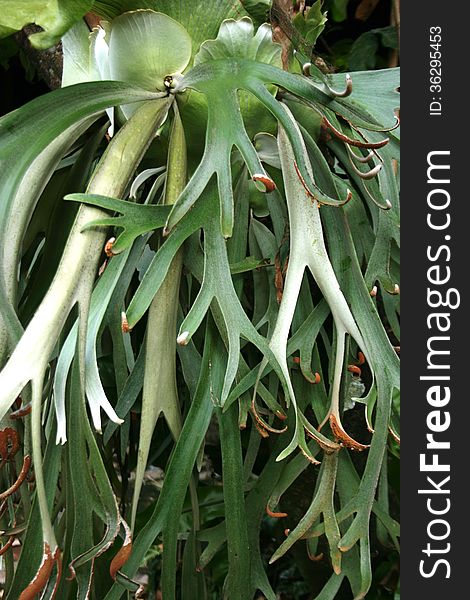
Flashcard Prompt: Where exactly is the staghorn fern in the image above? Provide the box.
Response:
[0,4,399,599]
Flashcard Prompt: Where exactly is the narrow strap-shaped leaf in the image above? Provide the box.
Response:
[104,321,219,600]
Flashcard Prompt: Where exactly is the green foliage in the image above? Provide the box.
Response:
[0,5,399,599]
[349,26,398,71]
[0,0,94,48]
[292,0,328,46]
[328,0,350,23]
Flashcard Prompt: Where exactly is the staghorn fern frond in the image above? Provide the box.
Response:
[0,9,399,600]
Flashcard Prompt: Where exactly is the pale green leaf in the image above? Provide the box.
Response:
[195,16,281,67]
[0,0,93,49]
[109,10,192,92]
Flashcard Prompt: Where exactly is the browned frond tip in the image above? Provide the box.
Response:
[333,562,342,575]
[110,523,133,580]
[104,237,116,257]
[52,549,63,598]
[121,312,131,333]
[317,189,352,208]
[329,415,369,451]
[389,426,400,444]
[0,427,20,462]
[303,424,341,453]
[302,370,321,384]
[66,564,76,582]
[85,13,102,30]
[18,543,56,600]
[251,399,288,435]
[0,455,31,501]
[307,551,324,562]
[323,116,389,149]
[10,402,32,419]
[254,420,270,438]
[299,445,321,465]
[347,365,362,377]
[0,536,14,556]
[266,505,288,519]
[252,173,276,192]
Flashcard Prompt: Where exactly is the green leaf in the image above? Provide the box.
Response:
[378,25,399,49]
[348,31,379,71]
[0,7,400,596]
[104,322,219,600]
[18,124,109,325]
[95,0,249,59]
[0,96,171,426]
[194,16,282,136]
[0,81,161,230]
[195,16,281,67]
[329,0,350,22]
[239,0,270,26]
[53,245,132,443]
[269,452,340,569]
[0,0,94,49]
[108,10,192,93]
[65,193,170,254]
[130,104,186,533]
[0,81,161,367]
[181,530,206,599]
[6,428,62,600]
[348,26,398,71]
[292,0,328,46]
[175,40,397,236]
[0,116,99,363]
[230,256,270,274]
[216,403,251,599]
[66,357,121,595]
[327,67,400,134]
[61,19,97,87]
